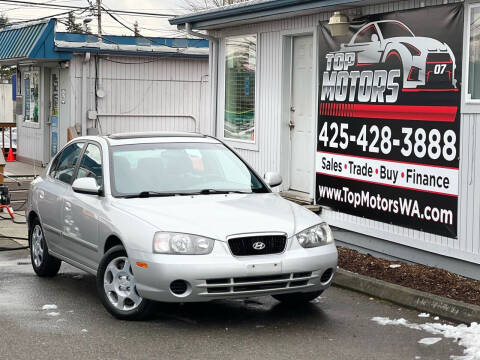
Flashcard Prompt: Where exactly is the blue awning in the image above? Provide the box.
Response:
[0,19,71,63]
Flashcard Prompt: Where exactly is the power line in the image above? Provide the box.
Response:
[0,0,176,17]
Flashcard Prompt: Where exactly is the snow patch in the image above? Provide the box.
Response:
[371,317,480,360]
[46,312,60,317]
[418,313,430,318]
[42,304,57,310]
[81,329,88,333]
[389,264,402,268]
[418,337,442,345]
[434,317,440,321]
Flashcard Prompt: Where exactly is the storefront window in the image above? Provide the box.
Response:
[224,35,256,142]
[24,71,40,122]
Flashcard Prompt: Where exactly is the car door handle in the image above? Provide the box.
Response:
[64,202,71,212]
[38,190,45,200]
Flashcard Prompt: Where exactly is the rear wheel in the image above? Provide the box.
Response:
[96,245,153,320]
[272,290,323,304]
[29,219,61,277]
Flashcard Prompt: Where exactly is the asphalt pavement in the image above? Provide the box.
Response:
[0,241,467,360]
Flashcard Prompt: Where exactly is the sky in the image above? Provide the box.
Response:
[0,0,197,37]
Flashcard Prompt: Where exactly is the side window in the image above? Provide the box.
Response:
[49,153,62,177]
[51,142,84,184]
[354,25,378,43]
[76,143,103,186]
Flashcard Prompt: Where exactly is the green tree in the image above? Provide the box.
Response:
[0,13,9,29]
[66,12,83,33]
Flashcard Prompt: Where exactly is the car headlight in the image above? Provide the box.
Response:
[153,232,215,255]
[295,223,334,248]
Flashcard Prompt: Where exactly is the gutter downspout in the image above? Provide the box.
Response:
[185,23,219,136]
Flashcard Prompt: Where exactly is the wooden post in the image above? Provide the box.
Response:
[0,151,5,185]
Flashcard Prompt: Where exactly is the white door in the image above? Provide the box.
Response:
[289,35,314,194]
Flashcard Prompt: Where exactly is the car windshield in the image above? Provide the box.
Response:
[110,142,269,197]
[377,22,414,39]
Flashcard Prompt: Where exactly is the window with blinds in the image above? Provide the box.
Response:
[224,35,256,142]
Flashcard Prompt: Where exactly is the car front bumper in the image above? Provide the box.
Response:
[130,241,338,302]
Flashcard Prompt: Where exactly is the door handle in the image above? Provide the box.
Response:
[64,202,71,212]
[38,190,45,200]
[290,106,296,112]
[289,120,295,130]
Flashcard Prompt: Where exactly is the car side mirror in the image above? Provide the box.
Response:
[264,171,282,187]
[371,33,379,42]
[72,177,101,195]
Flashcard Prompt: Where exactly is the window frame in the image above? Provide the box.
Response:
[22,69,41,124]
[221,33,259,151]
[463,1,480,111]
[74,141,105,193]
[48,141,85,185]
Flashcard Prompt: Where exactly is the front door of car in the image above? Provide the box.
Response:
[38,142,85,253]
[61,142,104,270]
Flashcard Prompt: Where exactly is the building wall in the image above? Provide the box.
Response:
[69,54,209,141]
[208,0,480,270]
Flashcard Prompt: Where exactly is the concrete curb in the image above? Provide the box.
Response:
[333,268,480,324]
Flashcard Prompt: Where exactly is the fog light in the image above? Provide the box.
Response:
[170,280,188,295]
[321,268,334,283]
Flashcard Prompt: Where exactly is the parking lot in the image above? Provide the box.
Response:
[0,238,465,360]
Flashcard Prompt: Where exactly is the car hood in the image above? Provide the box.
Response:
[110,193,320,241]
[390,37,450,52]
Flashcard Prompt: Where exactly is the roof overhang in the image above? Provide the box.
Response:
[169,0,396,30]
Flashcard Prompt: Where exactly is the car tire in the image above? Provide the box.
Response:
[29,219,62,277]
[272,290,323,304]
[96,245,153,320]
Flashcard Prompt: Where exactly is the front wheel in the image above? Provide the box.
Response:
[29,219,61,277]
[272,290,323,304]
[96,245,153,320]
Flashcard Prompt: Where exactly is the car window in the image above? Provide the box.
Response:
[354,24,378,43]
[76,143,103,187]
[377,22,414,39]
[50,142,84,184]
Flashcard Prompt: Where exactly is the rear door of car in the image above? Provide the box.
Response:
[61,141,104,270]
[37,141,85,254]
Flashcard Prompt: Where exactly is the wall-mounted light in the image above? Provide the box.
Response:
[328,11,350,37]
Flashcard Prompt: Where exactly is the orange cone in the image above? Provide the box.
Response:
[6,147,15,162]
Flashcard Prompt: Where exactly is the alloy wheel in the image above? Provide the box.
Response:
[31,224,44,267]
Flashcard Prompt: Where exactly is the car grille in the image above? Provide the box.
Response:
[200,272,314,295]
[228,234,287,256]
[426,53,451,63]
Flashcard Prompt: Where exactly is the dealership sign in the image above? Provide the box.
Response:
[316,4,463,238]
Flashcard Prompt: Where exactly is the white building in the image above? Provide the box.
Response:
[170,0,480,279]
[0,19,210,165]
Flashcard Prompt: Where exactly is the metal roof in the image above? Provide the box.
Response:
[0,19,209,64]
[169,0,380,29]
[107,131,206,140]
[0,19,71,62]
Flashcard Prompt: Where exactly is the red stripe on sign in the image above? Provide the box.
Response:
[317,150,459,170]
[402,88,459,92]
[316,172,458,198]
[352,104,457,122]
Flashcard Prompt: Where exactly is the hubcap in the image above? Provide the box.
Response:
[31,225,44,267]
[104,257,142,311]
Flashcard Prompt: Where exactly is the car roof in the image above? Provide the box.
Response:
[71,131,222,146]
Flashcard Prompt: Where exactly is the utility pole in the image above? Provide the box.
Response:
[96,0,102,42]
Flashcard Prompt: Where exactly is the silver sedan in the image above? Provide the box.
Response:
[26,132,338,320]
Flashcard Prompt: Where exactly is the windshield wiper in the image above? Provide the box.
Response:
[123,191,181,199]
[197,189,252,195]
